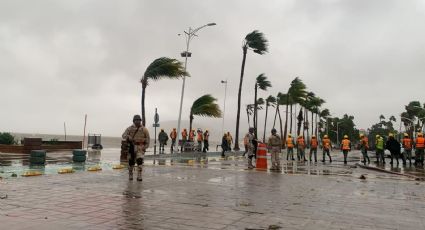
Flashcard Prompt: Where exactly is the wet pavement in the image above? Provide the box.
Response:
[1,149,425,229]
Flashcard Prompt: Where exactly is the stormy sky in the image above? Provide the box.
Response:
[1,0,425,141]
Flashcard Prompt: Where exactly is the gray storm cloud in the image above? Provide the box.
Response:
[1,0,424,142]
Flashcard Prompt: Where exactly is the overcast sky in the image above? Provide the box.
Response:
[1,0,425,140]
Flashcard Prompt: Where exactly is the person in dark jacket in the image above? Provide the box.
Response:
[385,133,401,165]
[158,129,168,154]
[221,133,228,158]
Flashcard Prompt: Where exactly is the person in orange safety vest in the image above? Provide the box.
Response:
[340,135,351,164]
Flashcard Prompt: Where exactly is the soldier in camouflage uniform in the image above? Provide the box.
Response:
[245,127,256,169]
[267,128,282,171]
[122,115,150,181]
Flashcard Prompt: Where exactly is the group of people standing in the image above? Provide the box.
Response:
[243,126,425,170]
[158,128,210,154]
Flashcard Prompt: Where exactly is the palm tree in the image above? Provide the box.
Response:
[263,95,276,142]
[246,104,254,127]
[246,98,264,128]
[379,114,385,122]
[254,74,271,138]
[320,108,331,136]
[141,57,188,126]
[307,96,325,137]
[235,30,268,150]
[189,94,222,132]
[288,77,307,135]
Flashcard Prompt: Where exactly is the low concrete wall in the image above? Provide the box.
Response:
[0,144,25,153]
[0,140,82,154]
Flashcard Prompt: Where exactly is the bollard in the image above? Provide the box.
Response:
[256,142,268,170]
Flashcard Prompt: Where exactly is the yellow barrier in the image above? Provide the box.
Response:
[112,164,125,169]
[87,165,102,171]
[187,160,194,166]
[58,168,74,174]
[22,171,43,177]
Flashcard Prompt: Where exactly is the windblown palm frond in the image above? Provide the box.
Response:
[256,74,272,90]
[266,95,276,107]
[191,94,222,118]
[245,30,269,54]
[142,57,188,84]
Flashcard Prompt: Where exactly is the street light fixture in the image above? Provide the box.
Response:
[175,23,216,152]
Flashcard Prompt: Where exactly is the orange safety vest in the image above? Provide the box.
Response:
[416,137,425,149]
[310,139,318,149]
[189,131,194,141]
[361,137,369,149]
[182,130,187,139]
[170,131,177,139]
[197,133,203,141]
[402,138,412,150]
[297,138,305,147]
[323,138,331,150]
[286,138,294,148]
[342,139,351,150]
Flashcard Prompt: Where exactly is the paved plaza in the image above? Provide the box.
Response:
[1,150,425,230]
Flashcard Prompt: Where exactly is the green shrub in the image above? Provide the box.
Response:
[0,132,15,145]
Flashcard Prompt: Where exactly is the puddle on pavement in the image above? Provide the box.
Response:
[2,149,425,180]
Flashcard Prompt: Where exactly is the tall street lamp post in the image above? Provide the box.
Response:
[336,121,343,147]
[221,80,228,136]
[175,23,216,152]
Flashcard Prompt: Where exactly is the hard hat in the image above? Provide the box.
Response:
[288,134,292,137]
[404,133,408,137]
[344,135,348,139]
[133,114,141,121]
[360,134,364,137]
[206,129,208,131]
[312,135,316,138]
[418,133,424,137]
[376,134,380,138]
[324,135,328,138]
[389,133,394,137]
[271,128,277,133]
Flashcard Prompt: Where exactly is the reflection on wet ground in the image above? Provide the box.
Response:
[1,148,425,180]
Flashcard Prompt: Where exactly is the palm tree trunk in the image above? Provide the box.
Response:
[315,114,318,137]
[283,98,289,147]
[189,113,194,133]
[297,107,303,136]
[263,104,269,142]
[290,104,293,133]
[311,111,314,137]
[235,46,248,151]
[246,107,251,127]
[304,108,308,144]
[273,104,279,129]
[278,106,283,146]
[254,84,258,137]
[141,82,147,126]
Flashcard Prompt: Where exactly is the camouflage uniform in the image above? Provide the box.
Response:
[268,134,282,170]
[245,132,256,168]
[122,124,150,181]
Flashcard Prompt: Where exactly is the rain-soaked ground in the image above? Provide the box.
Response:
[1,148,425,180]
[1,149,425,229]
